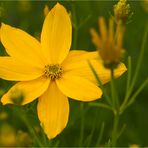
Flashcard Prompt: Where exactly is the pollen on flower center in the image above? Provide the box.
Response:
[44,64,63,80]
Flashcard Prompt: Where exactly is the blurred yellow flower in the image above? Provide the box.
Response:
[0,124,16,147]
[0,111,8,120]
[0,124,32,147]
[90,17,125,69]
[0,3,126,139]
[129,144,140,148]
[16,130,32,146]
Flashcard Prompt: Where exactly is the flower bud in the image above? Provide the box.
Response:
[114,0,131,24]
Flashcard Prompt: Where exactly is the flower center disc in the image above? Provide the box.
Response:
[44,64,63,80]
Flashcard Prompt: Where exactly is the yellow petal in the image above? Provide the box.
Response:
[116,24,124,49]
[62,50,127,85]
[0,23,45,67]
[98,17,107,43]
[109,17,114,43]
[1,77,50,105]
[56,73,102,101]
[90,28,102,49]
[0,57,43,81]
[41,3,72,64]
[62,50,100,65]
[37,82,69,140]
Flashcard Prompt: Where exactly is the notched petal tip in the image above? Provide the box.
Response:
[120,62,127,72]
[115,62,127,78]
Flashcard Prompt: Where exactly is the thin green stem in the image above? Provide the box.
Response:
[110,69,119,109]
[89,102,113,111]
[85,117,97,147]
[120,57,132,112]
[126,56,132,95]
[96,122,105,147]
[79,103,85,146]
[124,78,148,111]
[88,61,113,107]
[78,14,92,30]
[111,113,120,147]
[73,27,78,50]
[41,128,48,146]
[110,68,120,146]
[129,19,148,95]
[120,19,148,112]
[117,124,126,139]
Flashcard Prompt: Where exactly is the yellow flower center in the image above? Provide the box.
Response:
[44,64,63,80]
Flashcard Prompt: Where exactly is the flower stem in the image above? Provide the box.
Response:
[110,68,120,146]
[96,122,105,146]
[125,77,148,110]
[89,102,113,111]
[111,112,120,147]
[126,56,132,95]
[110,69,119,109]
[120,19,148,113]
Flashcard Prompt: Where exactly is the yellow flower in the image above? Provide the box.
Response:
[90,17,125,69]
[0,3,126,139]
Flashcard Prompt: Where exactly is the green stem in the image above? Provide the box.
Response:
[126,56,132,95]
[79,103,85,146]
[89,102,113,111]
[85,117,97,147]
[110,68,120,146]
[73,27,78,50]
[96,122,105,147]
[129,19,148,95]
[124,77,148,111]
[111,113,120,147]
[117,124,126,139]
[110,69,119,109]
[120,19,148,112]
[41,128,48,146]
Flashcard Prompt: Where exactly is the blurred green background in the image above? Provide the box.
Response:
[0,0,147,147]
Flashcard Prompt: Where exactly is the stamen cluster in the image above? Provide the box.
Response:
[44,64,63,80]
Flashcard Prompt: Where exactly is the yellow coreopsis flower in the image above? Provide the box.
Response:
[0,3,126,139]
[90,17,125,68]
